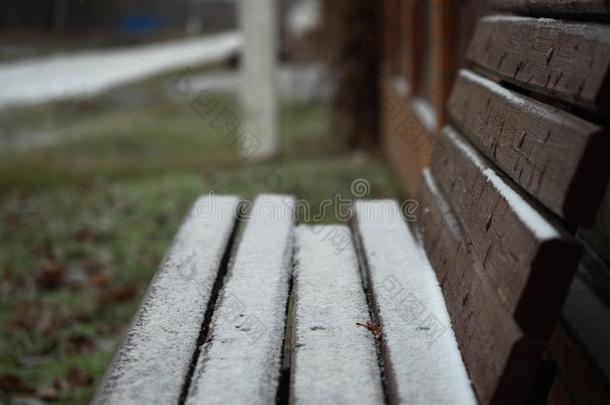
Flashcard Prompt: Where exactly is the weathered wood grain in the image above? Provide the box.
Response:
[290,225,384,405]
[467,16,610,116]
[448,69,610,225]
[431,126,582,339]
[495,0,610,17]
[352,200,477,405]
[186,194,295,405]
[418,169,543,405]
[92,195,240,405]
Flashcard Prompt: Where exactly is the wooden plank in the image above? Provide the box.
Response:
[413,1,433,100]
[92,195,240,404]
[431,0,457,125]
[418,169,543,405]
[467,16,610,116]
[400,0,420,88]
[352,200,477,405]
[431,126,582,339]
[381,79,434,196]
[290,225,384,405]
[186,194,294,405]
[382,0,401,75]
[495,0,610,17]
[448,69,610,226]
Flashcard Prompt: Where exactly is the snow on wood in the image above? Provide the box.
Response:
[411,97,438,134]
[467,16,610,115]
[450,69,608,226]
[186,194,295,405]
[445,126,559,240]
[459,69,579,124]
[92,195,240,405]
[291,225,385,405]
[352,200,477,405]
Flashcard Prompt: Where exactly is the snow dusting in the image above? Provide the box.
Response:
[92,195,239,405]
[291,225,384,405]
[459,69,594,130]
[186,194,295,405]
[353,200,477,405]
[444,126,559,240]
[411,97,437,134]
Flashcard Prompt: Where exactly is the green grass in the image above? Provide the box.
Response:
[0,68,399,404]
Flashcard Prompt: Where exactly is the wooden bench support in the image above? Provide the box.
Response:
[290,225,384,404]
[467,16,610,117]
[352,200,477,405]
[431,126,582,339]
[494,0,610,17]
[92,195,240,404]
[186,194,295,405]
[419,169,543,404]
[448,69,610,226]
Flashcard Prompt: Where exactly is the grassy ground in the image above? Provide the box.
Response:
[0,67,399,404]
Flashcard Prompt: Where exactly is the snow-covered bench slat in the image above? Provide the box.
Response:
[291,225,385,405]
[418,169,543,404]
[92,195,240,405]
[431,126,582,339]
[352,200,478,405]
[185,194,295,405]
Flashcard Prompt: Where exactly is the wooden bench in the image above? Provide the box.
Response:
[93,194,479,404]
[414,7,610,405]
[94,5,610,405]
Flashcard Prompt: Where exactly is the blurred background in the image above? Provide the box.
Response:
[0,0,398,403]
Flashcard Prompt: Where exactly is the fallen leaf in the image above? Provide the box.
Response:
[89,270,112,287]
[99,285,136,304]
[35,260,65,290]
[32,239,55,259]
[0,373,33,394]
[66,334,95,354]
[74,226,100,242]
[65,367,93,388]
[356,321,382,339]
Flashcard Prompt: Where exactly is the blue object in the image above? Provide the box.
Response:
[118,14,165,35]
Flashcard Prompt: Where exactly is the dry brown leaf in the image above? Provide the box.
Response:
[0,373,34,394]
[99,284,136,304]
[356,321,382,338]
[35,260,65,290]
[65,367,93,388]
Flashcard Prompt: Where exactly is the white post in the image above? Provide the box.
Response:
[239,0,279,160]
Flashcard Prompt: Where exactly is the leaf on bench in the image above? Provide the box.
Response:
[291,225,384,405]
[352,200,477,405]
